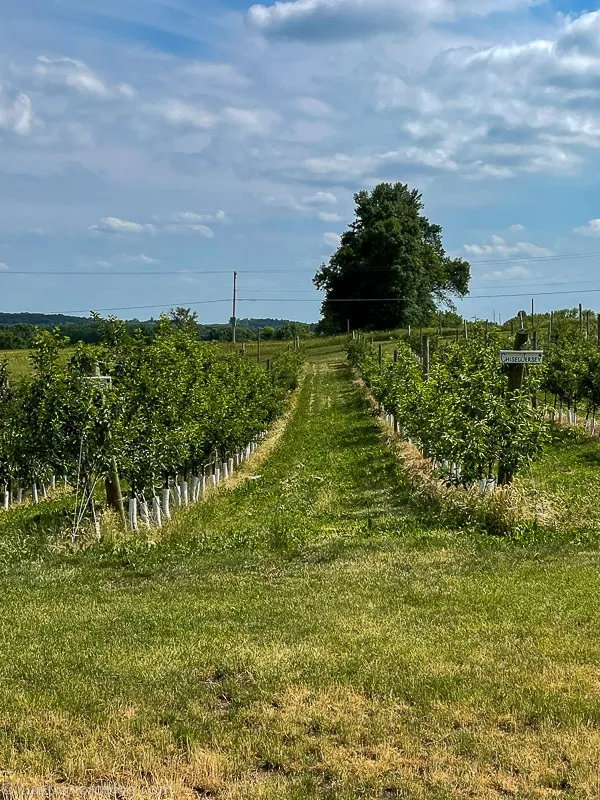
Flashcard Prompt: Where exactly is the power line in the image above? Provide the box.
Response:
[20,283,600,317]
[239,287,600,301]
[55,299,232,315]
[2,249,600,277]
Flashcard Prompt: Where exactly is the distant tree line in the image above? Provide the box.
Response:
[0,312,315,350]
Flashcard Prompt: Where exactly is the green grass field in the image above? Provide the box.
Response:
[2,337,346,381]
[1,346,600,798]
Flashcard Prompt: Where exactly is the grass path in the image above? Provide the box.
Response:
[161,352,418,554]
[1,353,600,798]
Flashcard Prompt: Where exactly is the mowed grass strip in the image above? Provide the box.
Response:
[517,425,600,538]
[0,354,600,797]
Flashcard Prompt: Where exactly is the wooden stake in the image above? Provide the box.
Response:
[422,335,430,381]
[586,310,590,339]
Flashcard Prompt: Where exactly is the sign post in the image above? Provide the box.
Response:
[499,350,544,365]
[499,330,530,485]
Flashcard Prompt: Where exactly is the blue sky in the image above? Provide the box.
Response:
[3,0,600,324]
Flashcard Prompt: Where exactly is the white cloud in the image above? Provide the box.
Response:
[305,152,378,177]
[221,106,280,134]
[89,214,218,238]
[182,63,250,88]
[318,211,343,222]
[127,253,159,264]
[97,253,161,266]
[464,235,552,258]
[0,262,8,271]
[302,191,338,205]
[483,265,534,280]
[246,0,535,42]
[89,217,157,235]
[463,234,552,258]
[159,210,231,231]
[463,235,552,258]
[164,223,214,237]
[264,193,340,215]
[0,91,34,136]
[154,99,217,129]
[277,9,600,184]
[509,223,526,232]
[152,101,278,135]
[296,97,332,117]
[35,55,133,100]
[574,219,600,237]
[66,71,108,97]
[169,211,213,224]
[264,195,306,212]
[304,146,459,178]
[323,231,341,248]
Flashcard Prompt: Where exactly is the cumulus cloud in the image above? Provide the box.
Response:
[574,219,600,237]
[284,9,600,182]
[296,97,332,117]
[247,0,536,42]
[510,223,526,232]
[154,99,217,129]
[264,193,341,216]
[97,253,161,266]
[302,191,338,205]
[220,106,280,134]
[164,223,214,237]
[153,100,278,134]
[483,265,534,280]
[0,91,34,136]
[169,211,213,223]
[89,211,214,238]
[159,210,231,233]
[383,12,600,177]
[304,146,459,178]
[323,231,341,247]
[90,212,226,238]
[182,62,251,88]
[35,55,134,99]
[89,217,157,235]
[464,235,552,258]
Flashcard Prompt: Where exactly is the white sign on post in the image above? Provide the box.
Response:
[500,350,544,365]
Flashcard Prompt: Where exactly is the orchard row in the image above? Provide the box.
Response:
[0,315,301,524]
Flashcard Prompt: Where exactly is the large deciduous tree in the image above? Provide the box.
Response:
[313,183,470,332]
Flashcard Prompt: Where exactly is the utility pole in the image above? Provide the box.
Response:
[232,271,237,344]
